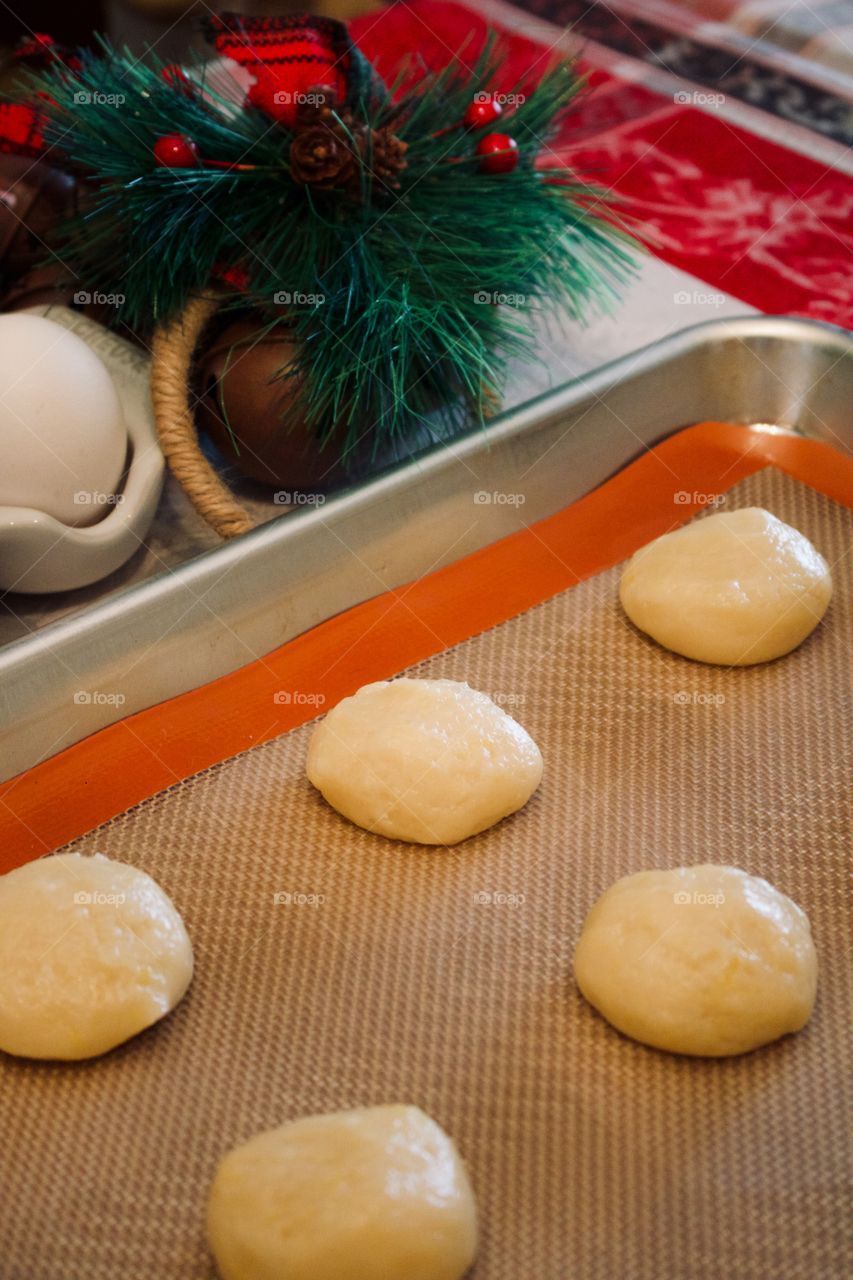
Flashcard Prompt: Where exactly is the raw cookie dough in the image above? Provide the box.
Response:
[619,507,832,664]
[574,865,817,1056]
[0,853,193,1060]
[306,678,543,844]
[207,1104,478,1280]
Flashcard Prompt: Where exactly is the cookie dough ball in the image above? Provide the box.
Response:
[619,507,832,664]
[207,1104,478,1280]
[0,853,193,1060]
[306,678,543,844]
[574,865,817,1056]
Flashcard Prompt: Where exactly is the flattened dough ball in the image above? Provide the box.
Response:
[619,507,832,664]
[306,678,543,844]
[207,1104,478,1280]
[574,865,817,1056]
[0,853,193,1060]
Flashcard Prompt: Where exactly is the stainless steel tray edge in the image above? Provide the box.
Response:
[2,315,851,782]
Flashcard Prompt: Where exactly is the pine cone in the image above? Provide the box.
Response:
[289,126,357,190]
[367,127,408,188]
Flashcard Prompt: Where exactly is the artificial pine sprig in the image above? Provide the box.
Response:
[24,32,637,457]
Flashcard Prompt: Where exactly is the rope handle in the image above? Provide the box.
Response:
[151,294,255,539]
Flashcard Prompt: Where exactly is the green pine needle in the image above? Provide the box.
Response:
[26,35,638,459]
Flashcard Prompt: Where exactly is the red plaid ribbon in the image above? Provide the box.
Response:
[204,13,357,128]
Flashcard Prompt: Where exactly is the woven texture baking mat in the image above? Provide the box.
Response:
[1,467,850,1280]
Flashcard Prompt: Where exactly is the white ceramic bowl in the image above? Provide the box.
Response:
[0,307,164,593]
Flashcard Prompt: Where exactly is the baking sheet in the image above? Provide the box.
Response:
[0,260,754,646]
[1,465,849,1279]
[2,315,852,783]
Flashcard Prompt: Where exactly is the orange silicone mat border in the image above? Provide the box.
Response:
[2,421,851,870]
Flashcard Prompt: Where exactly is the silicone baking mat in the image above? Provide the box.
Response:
[1,448,851,1277]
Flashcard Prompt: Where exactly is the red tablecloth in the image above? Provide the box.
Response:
[351,1,853,330]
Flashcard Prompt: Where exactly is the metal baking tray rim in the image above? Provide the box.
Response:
[1,313,851,782]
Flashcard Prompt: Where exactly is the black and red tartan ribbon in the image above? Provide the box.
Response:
[0,15,386,164]
[204,12,383,127]
[0,32,81,160]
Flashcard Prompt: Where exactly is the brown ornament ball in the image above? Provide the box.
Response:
[194,319,348,490]
[0,264,123,329]
[1,262,78,312]
[0,156,76,286]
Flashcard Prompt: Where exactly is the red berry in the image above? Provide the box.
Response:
[464,95,503,129]
[476,132,519,174]
[161,63,193,95]
[153,133,200,168]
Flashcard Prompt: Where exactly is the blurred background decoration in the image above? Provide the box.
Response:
[0,2,380,67]
[4,1,853,75]
[0,0,848,605]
